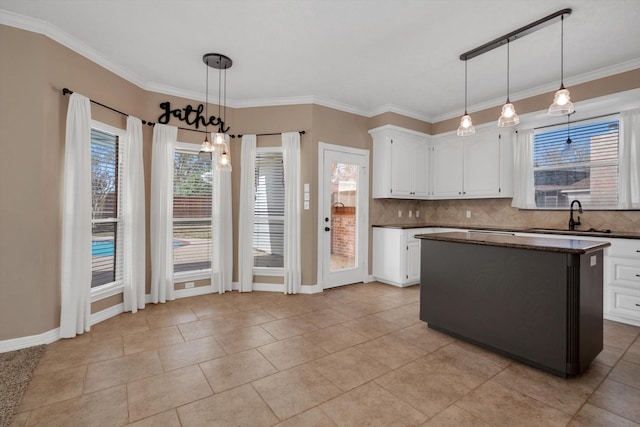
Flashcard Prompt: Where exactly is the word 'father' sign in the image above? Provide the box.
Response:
[157,101,229,132]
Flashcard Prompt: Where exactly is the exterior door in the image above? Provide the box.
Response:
[319,143,369,289]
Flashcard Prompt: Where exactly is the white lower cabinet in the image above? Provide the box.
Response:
[515,232,640,327]
[372,227,460,287]
[605,240,640,326]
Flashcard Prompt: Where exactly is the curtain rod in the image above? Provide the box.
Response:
[62,88,156,126]
[62,88,305,139]
[237,131,306,138]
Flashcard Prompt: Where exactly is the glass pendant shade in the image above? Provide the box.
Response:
[457,60,475,137]
[219,150,232,171]
[200,135,213,152]
[548,87,574,115]
[213,132,226,148]
[457,114,476,136]
[498,102,519,127]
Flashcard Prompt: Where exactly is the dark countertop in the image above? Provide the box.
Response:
[372,223,640,240]
[416,231,611,254]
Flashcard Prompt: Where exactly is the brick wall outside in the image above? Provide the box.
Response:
[331,206,356,258]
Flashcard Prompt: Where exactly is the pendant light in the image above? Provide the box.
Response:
[200,53,233,171]
[548,15,574,115]
[199,59,214,157]
[560,112,580,163]
[497,40,519,127]
[457,60,475,136]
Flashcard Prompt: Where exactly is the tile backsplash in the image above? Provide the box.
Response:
[371,198,640,233]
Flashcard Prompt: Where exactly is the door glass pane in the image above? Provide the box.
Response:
[330,162,358,272]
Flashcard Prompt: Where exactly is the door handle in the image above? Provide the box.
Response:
[325,227,331,232]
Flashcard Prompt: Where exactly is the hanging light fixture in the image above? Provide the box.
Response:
[200,53,233,171]
[457,60,475,136]
[497,40,519,127]
[199,57,214,157]
[548,15,574,115]
[560,112,580,164]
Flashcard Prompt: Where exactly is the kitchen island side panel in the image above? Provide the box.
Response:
[419,239,570,374]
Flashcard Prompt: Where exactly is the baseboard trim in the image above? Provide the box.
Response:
[91,303,124,326]
[0,282,327,352]
[174,285,215,299]
[0,328,60,353]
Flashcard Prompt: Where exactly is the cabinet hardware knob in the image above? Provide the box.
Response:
[324,227,331,232]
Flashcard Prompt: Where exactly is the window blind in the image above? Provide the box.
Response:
[254,150,285,268]
[91,128,123,287]
[533,116,619,209]
[173,150,212,273]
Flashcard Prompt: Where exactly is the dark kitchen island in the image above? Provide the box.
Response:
[417,231,610,377]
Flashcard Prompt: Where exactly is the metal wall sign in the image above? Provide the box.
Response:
[157,101,229,132]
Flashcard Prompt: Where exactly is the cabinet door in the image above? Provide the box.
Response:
[431,140,463,198]
[464,135,501,197]
[390,138,413,196]
[412,142,430,198]
[406,241,421,283]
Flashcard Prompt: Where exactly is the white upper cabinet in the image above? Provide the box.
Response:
[431,127,513,199]
[431,139,464,198]
[370,125,430,199]
[370,125,513,200]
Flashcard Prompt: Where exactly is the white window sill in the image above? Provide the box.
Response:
[174,269,211,283]
[253,267,284,277]
[90,282,124,303]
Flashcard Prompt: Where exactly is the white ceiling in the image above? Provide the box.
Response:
[1,0,640,122]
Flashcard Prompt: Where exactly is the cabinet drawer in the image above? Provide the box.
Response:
[612,262,640,283]
[607,285,640,321]
[609,239,640,259]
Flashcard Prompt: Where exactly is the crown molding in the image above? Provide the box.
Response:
[1,9,148,90]
[366,104,429,122]
[3,9,638,126]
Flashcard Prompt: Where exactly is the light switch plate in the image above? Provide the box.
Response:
[304,201,309,210]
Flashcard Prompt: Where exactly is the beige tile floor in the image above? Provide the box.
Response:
[11,282,640,427]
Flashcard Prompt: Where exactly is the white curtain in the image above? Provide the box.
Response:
[211,134,233,294]
[123,116,146,312]
[619,108,640,209]
[511,129,537,209]
[238,135,256,292]
[60,93,92,338]
[150,124,177,303]
[282,132,301,294]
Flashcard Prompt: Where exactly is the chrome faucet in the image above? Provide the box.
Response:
[569,200,583,231]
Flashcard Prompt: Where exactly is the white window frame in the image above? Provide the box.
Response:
[532,114,620,210]
[173,141,212,283]
[90,120,126,302]
[253,146,285,277]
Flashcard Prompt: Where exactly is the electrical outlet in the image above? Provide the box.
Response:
[416,210,420,218]
[466,210,471,219]
[398,210,402,218]
[408,210,413,218]
[185,282,195,289]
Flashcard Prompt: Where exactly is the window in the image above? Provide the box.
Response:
[91,126,124,288]
[173,145,212,275]
[254,148,285,271]
[533,115,619,209]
